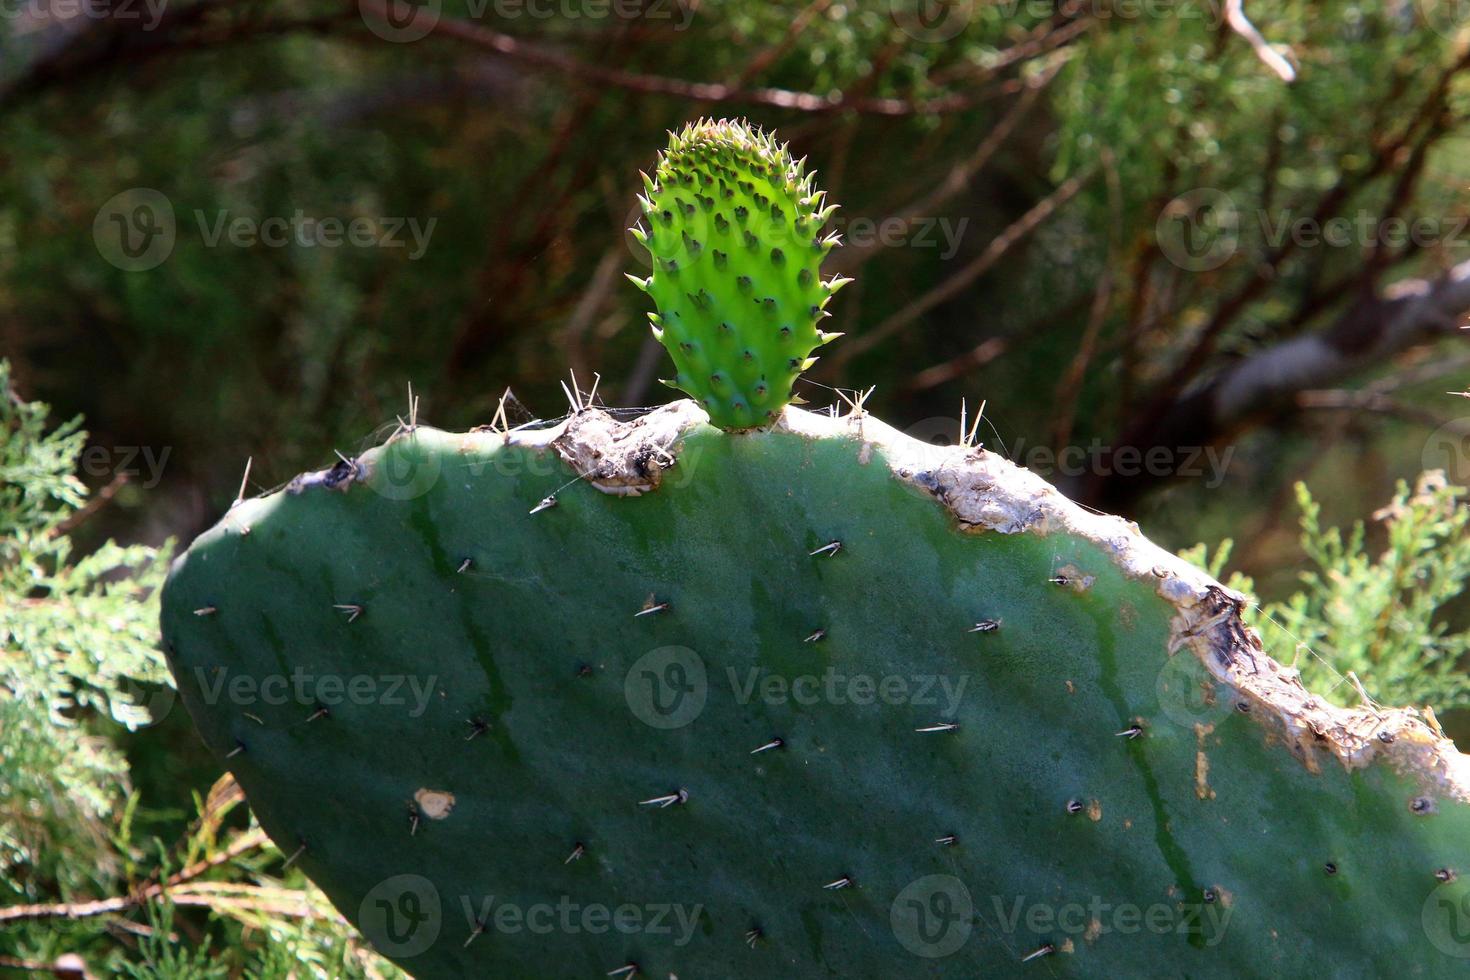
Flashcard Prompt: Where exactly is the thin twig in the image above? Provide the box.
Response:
[835,166,1096,366]
[360,0,991,116]
[0,829,268,924]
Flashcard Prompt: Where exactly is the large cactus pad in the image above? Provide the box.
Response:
[160,402,1470,978]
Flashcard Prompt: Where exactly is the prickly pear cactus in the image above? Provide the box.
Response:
[627,119,847,429]
[160,121,1470,978]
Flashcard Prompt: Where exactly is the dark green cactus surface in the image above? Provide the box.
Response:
[161,404,1470,978]
[628,119,846,429]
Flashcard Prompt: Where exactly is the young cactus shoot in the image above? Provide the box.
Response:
[627,118,849,429]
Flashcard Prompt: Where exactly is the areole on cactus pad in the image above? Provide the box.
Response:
[160,120,1470,978]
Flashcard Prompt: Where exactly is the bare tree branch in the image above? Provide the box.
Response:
[1082,258,1470,510]
[360,0,994,116]
[830,166,1096,369]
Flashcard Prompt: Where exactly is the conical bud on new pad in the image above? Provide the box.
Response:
[627,118,846,429]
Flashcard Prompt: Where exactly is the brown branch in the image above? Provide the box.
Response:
[930,4,1092,85]
[0,829,268,924]
[1294,389,1449,429]
[361,0,990,116]
[903,338,1009,392]
[1084,257,1470,511]
[1146,45,1470,411]
[52,472,128,537]
[827,58,1065,277]
[832,166,1096,367]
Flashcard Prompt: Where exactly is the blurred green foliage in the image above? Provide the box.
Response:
[0,360,401,977]
[1187,471,1470,715]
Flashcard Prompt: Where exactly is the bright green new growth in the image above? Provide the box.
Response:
[627,118,847,429]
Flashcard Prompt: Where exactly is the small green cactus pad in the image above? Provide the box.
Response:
[161,404,1470,978]
[628,119,846,429]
